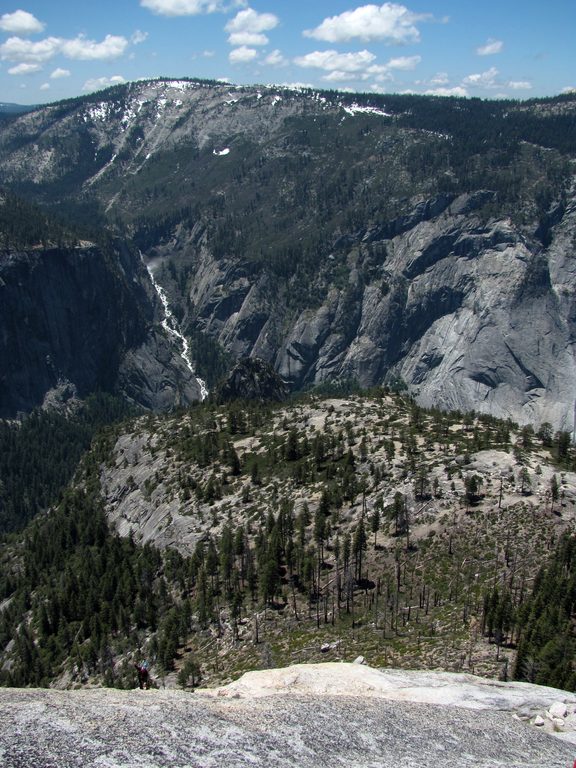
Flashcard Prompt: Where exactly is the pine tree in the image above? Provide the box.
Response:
[353,518,367,581]
[370,506,381,548]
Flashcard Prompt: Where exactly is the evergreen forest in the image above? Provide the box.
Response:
[1,390,575,692]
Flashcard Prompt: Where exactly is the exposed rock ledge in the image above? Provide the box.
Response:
[1,664,574,767]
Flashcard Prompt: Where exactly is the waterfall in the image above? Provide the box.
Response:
[143,256,209,401]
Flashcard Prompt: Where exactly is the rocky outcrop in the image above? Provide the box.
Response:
[391,198,576,428]
[215,357,289,402]
[0,242,201,416]
[117,327,201,411]
[0,665,574,767]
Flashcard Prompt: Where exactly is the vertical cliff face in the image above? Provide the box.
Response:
[0,241,202,417]
[172,190,576,428]
[0,81,575,426]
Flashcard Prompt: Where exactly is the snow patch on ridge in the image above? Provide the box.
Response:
[166,80,197,92]
[341,102,391,117]
[84,102,109,122]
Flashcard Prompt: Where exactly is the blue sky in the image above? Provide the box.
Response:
[1,1,574,104]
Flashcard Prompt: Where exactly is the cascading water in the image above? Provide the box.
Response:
[143,256,209,401]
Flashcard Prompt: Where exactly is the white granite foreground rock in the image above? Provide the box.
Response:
[1,664,575,767]
[205,663,574,710]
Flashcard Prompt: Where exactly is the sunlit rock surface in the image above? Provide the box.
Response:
[1,664,574,767]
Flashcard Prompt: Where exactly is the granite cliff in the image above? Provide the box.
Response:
[1,80,575,425]
[0,240,202,416]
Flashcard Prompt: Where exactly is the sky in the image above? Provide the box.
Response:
[0,1,575,105]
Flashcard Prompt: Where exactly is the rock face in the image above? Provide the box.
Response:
[184,191,576,428]
[0,242,201,416]
[367,196,576,429]
[0,664,574,767]
[215,357,289,402]
[1,81,575,426]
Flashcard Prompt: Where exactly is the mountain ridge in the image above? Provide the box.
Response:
[0,79,575,424]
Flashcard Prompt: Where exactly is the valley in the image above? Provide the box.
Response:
[1,80,576,701]
[0,80,575,425]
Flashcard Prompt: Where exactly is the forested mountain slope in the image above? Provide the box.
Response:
[2,390,576,695]
[0,81,575,425]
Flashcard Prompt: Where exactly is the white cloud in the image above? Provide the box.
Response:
[131,30,148,45]
[225,8,278,46]
[40,82,50,90]
[508,80,532,90]
[385,54,420,70]
[476,38,503,56]
[425,86,468,97]
[60,34,129,60]
[304,3,429,45]
[429,72,448,85]
[353,55,420,83]
[0,10,44,35]
[463,66,499,89]
[362,72,394,83]
[367,82,389,93]
[82,75,126,92]
[322,70,358,83]
[562,86,576,94]
[293,49,417,83]
[8,62,41,75]
[294,49,376,73]
[203,49,215,57]
[229,45,258,64]
[264,49,287,67]
[141,0,245,15]
[50,67,71,79]
[228,31,267,45]
[0,36,62,63]
[0,34,129,63]
[365,63,393,80]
